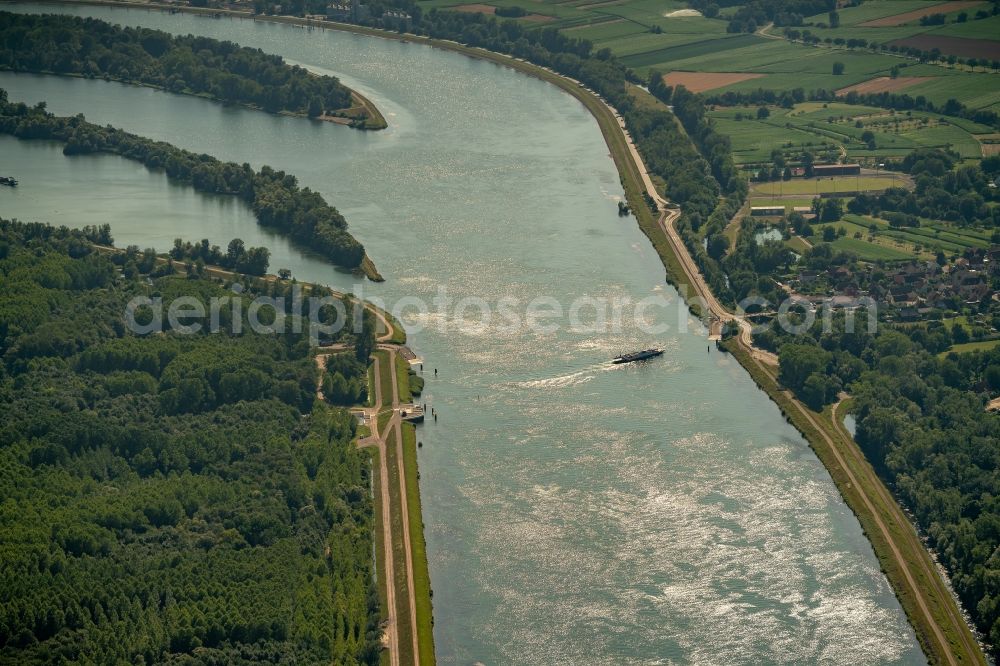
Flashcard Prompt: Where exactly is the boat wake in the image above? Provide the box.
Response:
[510,361,617,389]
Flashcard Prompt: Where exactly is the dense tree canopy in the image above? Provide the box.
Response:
[0,219,380,663]
[0,11,353,117]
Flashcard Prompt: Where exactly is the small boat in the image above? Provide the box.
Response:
[612,348,663,364]
[0,176,17,187]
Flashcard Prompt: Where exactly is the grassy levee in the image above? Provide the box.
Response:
[724,338,986,666]
[367,365,377,408]
[391,350,433,663]
[373,308,407,345]
[384,427,415,666]
[350,90,389,131]
[395,354,413,404]
[387,322,407,345]
[401,421,435,665]
[367,448,391,666]
[374,351,394,409]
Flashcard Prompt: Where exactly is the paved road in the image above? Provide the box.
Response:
[605,102,779,365]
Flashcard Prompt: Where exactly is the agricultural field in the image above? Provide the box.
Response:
[836,213,994,255]
[706,101,992,167]
[837,76,932,94]
[930,13,1000,39]
[661,71,764,93]
[424,0,999,113]
[826,234,916,260]
[939,338,1000,355]
[857,1,986,27]
[890,34,1000,59]
[810,219,931,261]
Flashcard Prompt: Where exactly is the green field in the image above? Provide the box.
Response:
[423,0,999,112]
[707,101,989,166]
[929,14,1000,40]
[752,175,899,195]
[939,338,1000,356]
[808,0,933,27]
[801,0,994,44]
[828,234,915,260]
[842,213,992,253]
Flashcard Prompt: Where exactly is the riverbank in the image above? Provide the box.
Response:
[724,338,984,665]
[361,346,434,666]
[25,2,984,660]
[19,0,686,287]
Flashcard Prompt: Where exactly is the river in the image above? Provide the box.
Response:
[0,4,924,663]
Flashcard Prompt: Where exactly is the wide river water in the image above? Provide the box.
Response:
[0,4,924,663]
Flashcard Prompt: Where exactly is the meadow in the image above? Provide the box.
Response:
[707,101,991,167]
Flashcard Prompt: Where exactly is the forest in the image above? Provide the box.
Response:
[0,219,379,663]
[0,90,371,274]
[0,11,353,118]
[168,236,272,276]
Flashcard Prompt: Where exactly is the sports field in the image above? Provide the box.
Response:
[752,176,899,196]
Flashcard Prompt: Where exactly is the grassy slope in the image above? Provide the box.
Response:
[375,350,394,409]
[383,427,414,665]
[391,352,433,664]
[396,354,413,403]
[400,421,435,665]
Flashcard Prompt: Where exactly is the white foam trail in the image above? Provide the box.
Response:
[510,361,616,389]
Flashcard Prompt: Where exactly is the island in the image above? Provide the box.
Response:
[0,10,387,129]
[0,90,383,280]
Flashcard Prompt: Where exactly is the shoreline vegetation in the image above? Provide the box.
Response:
[725,338,986,666]
[6,1,994,664]
[0,10,387,129]
[107,4,992,663]
[0,91,383,280]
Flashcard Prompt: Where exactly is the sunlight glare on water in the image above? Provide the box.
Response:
[0,5,924,663]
